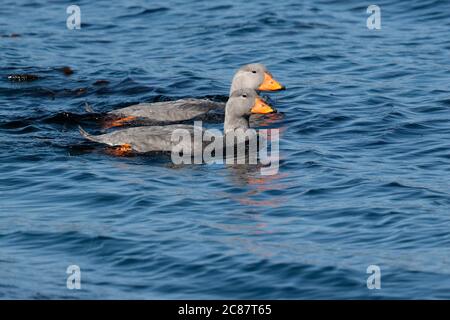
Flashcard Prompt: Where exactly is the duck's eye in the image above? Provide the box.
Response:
[242,94,247,98]
[251,70,256,74]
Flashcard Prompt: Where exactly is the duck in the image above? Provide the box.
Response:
[79,88,274,155]
[104,63,284,127]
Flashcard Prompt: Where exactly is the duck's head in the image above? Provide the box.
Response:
[227,88,275,117]
[230,63,285,95]
[224,88,275,133]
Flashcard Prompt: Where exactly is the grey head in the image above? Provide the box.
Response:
[229,63,285,95]
[224,88,274,133]
[229,63,268,95]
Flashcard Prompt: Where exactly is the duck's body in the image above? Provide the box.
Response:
[80,124,202,153]
[108,98,225,123]
[80,89,274,154]
[104,64,283,126]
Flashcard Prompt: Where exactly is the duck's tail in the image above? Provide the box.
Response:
[79,126,102,143]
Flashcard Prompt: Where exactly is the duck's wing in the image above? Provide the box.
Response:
[80,124,201,153]
[108,99,225,122]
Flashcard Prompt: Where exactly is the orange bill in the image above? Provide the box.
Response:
[251,97,275,114]
[258,72,285,91]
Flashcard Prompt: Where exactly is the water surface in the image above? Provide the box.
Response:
[1,0,449,299]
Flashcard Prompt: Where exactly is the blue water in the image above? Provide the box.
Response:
[1,0,450,299]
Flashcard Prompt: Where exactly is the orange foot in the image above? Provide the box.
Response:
[107,144,133,156]
[103,116,136,129]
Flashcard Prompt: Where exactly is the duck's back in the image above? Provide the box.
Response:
[81,124,204,153]
[109,99,225,122]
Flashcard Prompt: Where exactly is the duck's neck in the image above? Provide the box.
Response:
[224,112,250,135]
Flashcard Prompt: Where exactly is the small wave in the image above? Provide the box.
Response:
[117,7,169,19]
